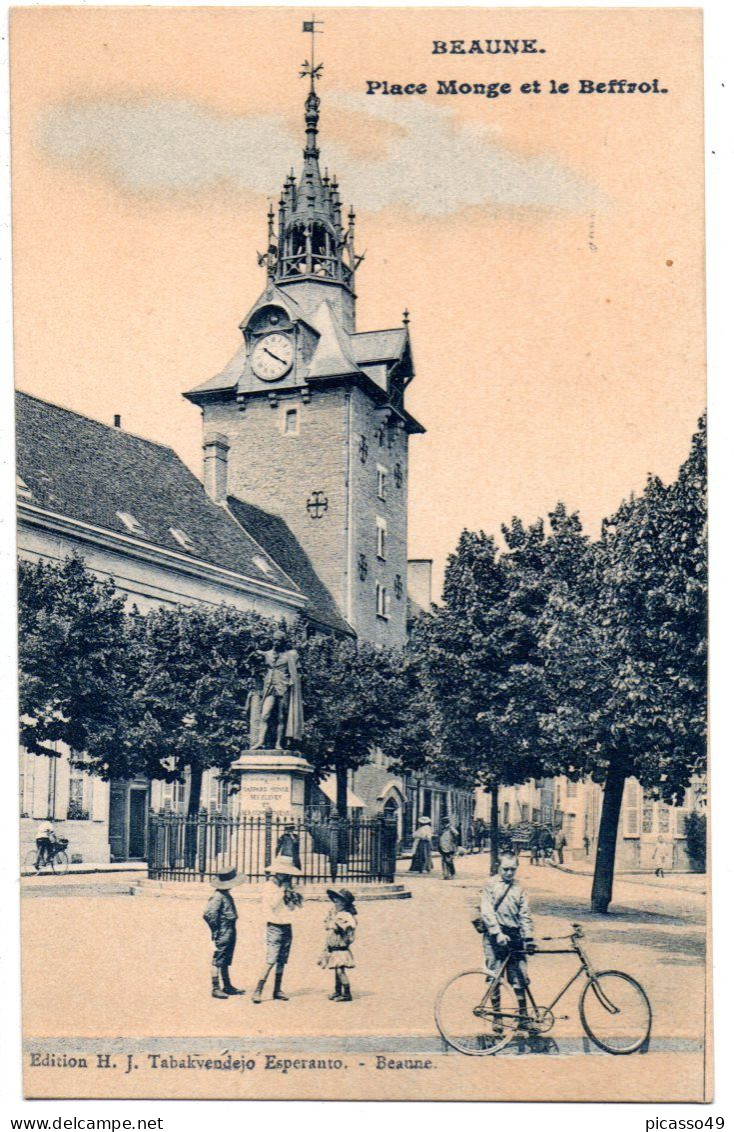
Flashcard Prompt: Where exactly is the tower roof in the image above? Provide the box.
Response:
[261,32,359,296]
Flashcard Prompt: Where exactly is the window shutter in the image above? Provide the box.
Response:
[54,750,71,821]
[31,754,51,819]
[92,777,108,822]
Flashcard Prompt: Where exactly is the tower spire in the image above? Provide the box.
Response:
[299,16,324,159]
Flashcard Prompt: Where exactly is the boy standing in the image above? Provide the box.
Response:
[479,852,537,1035]
[252,855,303,1003]
[203,866,246,999]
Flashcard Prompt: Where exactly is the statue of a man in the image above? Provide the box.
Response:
[252,630,304,750]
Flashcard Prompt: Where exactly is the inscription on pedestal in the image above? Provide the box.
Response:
[242,774,292,811]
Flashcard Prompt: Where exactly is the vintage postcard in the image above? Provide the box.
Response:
[11,6,707,1102]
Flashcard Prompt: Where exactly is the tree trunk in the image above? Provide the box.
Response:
[336,766,349,819]
[590,755,628,914]
[187,762,203,817]
[489,786,500,876]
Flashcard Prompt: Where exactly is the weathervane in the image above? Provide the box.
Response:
[300,16,324,87]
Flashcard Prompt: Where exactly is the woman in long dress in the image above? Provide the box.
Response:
[409,816,434,872]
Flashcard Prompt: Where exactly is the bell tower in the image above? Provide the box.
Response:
[184,24,424,647]
[264,35,360,331]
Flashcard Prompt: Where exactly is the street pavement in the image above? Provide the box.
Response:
[21,853,709,1100]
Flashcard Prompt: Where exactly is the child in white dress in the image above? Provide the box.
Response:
[319,888,357,1002]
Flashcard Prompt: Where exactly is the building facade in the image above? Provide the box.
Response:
[477,774,705,871]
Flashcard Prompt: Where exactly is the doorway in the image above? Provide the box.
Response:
[129,788,148,859]
[109,780,150,861]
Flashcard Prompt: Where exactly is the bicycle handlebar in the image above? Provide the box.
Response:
[540,923,585,942]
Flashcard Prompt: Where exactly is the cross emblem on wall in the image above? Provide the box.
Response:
[306,490,329,519]
[359,435,369,463]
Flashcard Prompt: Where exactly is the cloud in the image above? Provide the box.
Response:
[38,94,601,216]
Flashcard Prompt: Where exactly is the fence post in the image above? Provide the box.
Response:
[147,813,156,878]
[382,813,398,882]
[197,811,208,879]
[264,808,273,872]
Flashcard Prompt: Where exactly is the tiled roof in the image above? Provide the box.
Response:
[15,391,300,597]
[226,496,355,637]
[350,328,408,365]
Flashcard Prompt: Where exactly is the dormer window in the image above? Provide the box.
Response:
[252,554,276,579]
[169,527,195,553]
[116,511,146,536]
[16,475,32,500]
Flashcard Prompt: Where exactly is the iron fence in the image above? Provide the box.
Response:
[147,809,398,884]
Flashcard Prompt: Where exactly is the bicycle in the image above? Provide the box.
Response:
[435,921,652,1056]
[24,837,70,876]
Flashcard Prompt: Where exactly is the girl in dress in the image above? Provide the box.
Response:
[319,888,357,1002]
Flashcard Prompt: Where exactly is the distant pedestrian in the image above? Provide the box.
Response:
[276,820,302,871]
[438,816,459,879]
[252,855,303,1003]
[529,823,541,867]
[319,888,357,1002]
[203,866,245,1000]
[409,816,434,873]
[472,818,486,854]
[539,825,553,865]
[651,836,672,878]
[34,819,57,868]
[583,835,590,857]
[554,827,567,866]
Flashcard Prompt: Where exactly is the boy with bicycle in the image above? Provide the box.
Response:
[478,851,537,1036]
[35,820,57,868]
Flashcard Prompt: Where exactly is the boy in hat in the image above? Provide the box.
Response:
[319,889,358,1002]
[203,866,246,999]
[252,855,303,1004]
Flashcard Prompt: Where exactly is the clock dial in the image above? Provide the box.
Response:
[251,333,294,382]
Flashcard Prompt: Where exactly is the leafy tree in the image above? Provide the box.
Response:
[412,510,591,870]
[125,603,274,814]
[297,632,422,817]
[18,556,132,775]
[561,416,708,912]
[684,811,706,873]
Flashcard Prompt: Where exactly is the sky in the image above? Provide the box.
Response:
[10,7,705,590]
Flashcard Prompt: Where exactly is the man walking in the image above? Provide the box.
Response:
[438,816,459,880]
[554,826,567,866]
[539,825,553,865]
[529,823,541,867]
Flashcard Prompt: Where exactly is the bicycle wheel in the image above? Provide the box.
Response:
[51,850,69,876]
[435,969,521,1056]
[579,970,652,1054]
[23,849,41,874]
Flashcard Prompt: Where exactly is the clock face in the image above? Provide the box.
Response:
[251,333,294,382]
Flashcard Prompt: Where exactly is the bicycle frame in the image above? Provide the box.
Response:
[488,929,616,1020]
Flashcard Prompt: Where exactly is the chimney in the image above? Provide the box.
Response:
[113,414,122,429]
[203,432,230,504]
[407,559,433,612]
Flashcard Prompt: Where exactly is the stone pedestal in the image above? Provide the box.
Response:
[230,749,313,816]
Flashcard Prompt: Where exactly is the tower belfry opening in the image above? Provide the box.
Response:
[261,22,362,307]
